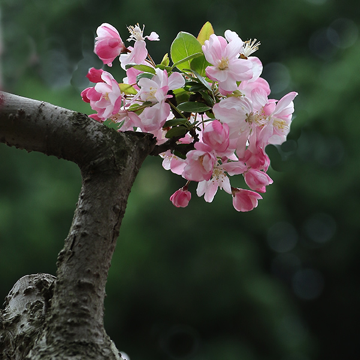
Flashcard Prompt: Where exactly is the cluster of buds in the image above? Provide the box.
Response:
[81,22,297,212]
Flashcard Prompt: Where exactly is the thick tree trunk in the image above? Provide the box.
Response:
[0,92,157,359]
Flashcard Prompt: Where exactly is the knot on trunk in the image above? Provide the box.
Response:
[0,273,55,359]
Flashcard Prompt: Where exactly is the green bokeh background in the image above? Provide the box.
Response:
[1,0,360,359]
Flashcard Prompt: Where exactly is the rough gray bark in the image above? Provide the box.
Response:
[0,91,157,359]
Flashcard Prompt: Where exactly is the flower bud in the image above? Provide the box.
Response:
[170,188,191,208]
[232,188,262,212]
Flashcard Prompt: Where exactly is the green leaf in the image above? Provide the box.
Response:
[119,83,137,95]
[190,54,211,77]
[165,126,188,138]
[188,83,208,93]
[197,21,215,45]
[163,118,189,127]
[177,101,211,113]
[173,150,187,160]
[185,69,212,92]
[128,103,144,115]
[170,32,202,71]
[155,64,172,72]
[128,103,141,111]
[126,64,156,74]
[136,72,154,83]
[173,88,190,104]
[161,53,170,67]
[199,91,214,107]
[172,52,203,68]
[206,110,215,118]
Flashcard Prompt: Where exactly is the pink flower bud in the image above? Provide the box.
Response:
[243,148,270,171]
[244,169,273,193]
[86,68,105,83]
[232,188,262,212]
[95,23,126,67]
[202,120,230,153]
[80,87,92,103]
[170,188,191,208]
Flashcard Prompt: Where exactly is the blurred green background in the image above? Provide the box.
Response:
[1,0,359,359]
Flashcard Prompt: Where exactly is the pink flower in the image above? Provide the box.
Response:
[113,110,142,131]
[123,67,142,90]
[232,189,262,212]
[213,96,253,157]
[265,91,298,145]
[213,96,250,131]
[183,143,217,182]
[244,169,273,193]
[138,69,184,103]
[86,68,105,83]
[238,77,271,110]
[196,166,232,203]
[120,42,148,69]
[137,69,184,131]
[221,160,247,175]
[242,146,270,171]
[120,24,159,69]
[80,87,92,103]
[202,30,253,92]
[95,23,126,67]
[139,102,171,132]
[170,188,191,208]
[202,120,230,153]
[82,71,122,121]
[162,151,186,175]
[126,24,159,43]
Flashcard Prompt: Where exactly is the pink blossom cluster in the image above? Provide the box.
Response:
[81,23,297,212]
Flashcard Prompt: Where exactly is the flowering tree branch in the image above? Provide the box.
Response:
[81,21,297,210]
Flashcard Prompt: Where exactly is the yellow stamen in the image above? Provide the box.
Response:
[218,58,229,70]
[273,119,288,130]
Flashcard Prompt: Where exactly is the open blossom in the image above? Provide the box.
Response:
[81,71,122,121]
[138,69,184,103]
[214,88,297,163]
[139,102,171,132]
[213,96,255,157]
[262,91,298,145]
[126,24,159,42]
[95,23,126,67]
[162,151,186,175]
[196,165,232,203]
[232,189,262,212]
[202,30,253,92]
[137,69,185,131]
[170,188,191,208]
[111,110,142,131]
[120,24,159,69]
[183,143,217,182]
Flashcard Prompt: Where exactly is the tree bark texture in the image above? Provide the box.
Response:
[0,92,157,359]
